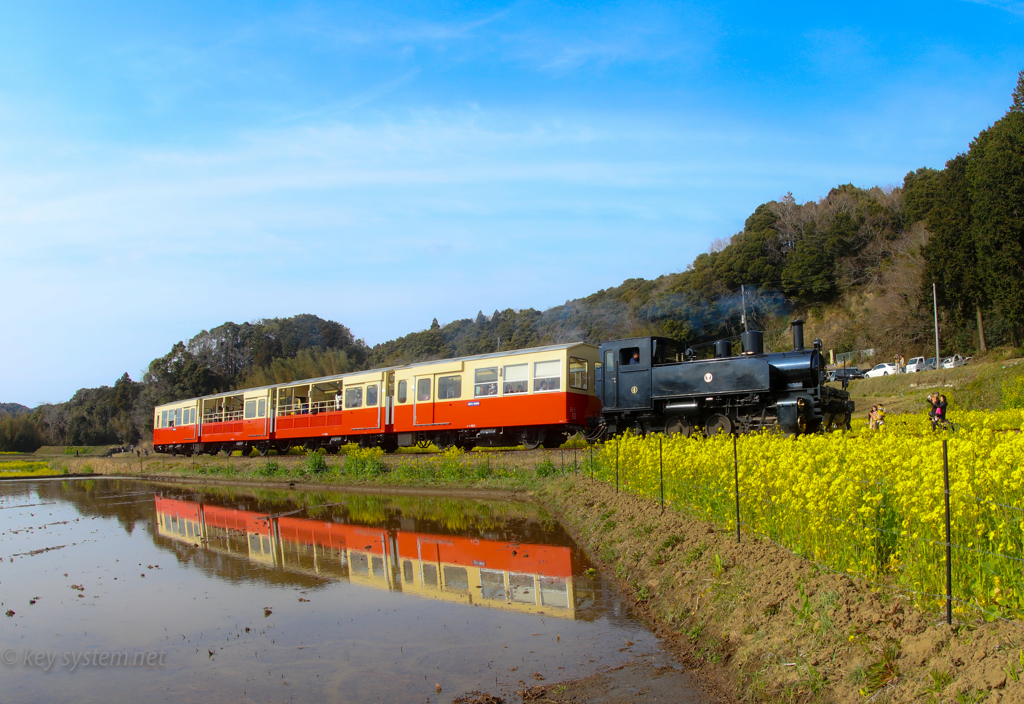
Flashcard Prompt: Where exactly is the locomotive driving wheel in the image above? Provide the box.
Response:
[704,414,733,437]
[664,416,694,438]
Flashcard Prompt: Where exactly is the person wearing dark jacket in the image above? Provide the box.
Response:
[937,395,948,426]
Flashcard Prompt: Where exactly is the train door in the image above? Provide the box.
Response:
[181,404,198,443]
[413,374,434,426]
[617,342,652,410]
[600,348,618,408]
[385,372,396,432]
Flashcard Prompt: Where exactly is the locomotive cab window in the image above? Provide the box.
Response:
[620,347,641,366]
[417,378,432,402]
[474,368,498,397]
[569,357,588,389]
[533,360,561,392]
[503,363,528,395]
[160,410,167,428]
[438,375,462,399]
[366,384,378,406]
[345,387,363,409]
[397,380,408,403]
[652,339,681,364]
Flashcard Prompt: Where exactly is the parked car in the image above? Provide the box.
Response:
[827,367,865,382]
[865,363,899,378]
[921,357,938,371]
[905,356,927,373]
[941,354,968,369]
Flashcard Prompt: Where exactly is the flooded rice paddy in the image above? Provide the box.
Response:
[1,478,693,703]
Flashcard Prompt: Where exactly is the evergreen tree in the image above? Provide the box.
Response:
[922,154,987,349]
[968,106,1024,341]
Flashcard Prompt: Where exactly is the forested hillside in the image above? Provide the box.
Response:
[3,72,1022,452]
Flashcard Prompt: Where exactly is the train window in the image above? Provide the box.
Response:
[350,553,369,575]
[509,573,536,603]
[244,401,256,419]
[503,363,528,394]
[569,357,588,389]
[605,350,614,370]
[474,368,498,397]
[403,560,414,583]
[540,576,569,608]
[398,380,408,403]
[366,384,378,406]
[480,570,506,600]
[417,378,432,402]
[257,399,266,418]
[345,387,363,408]
[533,360,561,392]
[619,347,640,365]
[160,410,167,428]
[422,563,438,587]
[438,375,462,399]
[175,408,182,426]
[443,566,469,591]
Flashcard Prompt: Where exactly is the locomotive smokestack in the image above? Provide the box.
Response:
[741,330,763,355]
[791,320,805,351]
[714,340,731,358]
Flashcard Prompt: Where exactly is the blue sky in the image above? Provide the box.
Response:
[2,1,1022,405]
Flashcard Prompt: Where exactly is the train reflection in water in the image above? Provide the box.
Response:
[154,496,587,619]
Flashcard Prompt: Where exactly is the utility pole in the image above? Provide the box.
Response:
[933,283,941,369]
[740,285,748,332]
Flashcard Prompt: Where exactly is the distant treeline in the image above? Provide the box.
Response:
[4,72,1021,453]
[5,315,369,451]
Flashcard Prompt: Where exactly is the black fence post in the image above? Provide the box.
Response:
[734,434,740,543]
[659,436,664,513]
[615,443,619,493]
[944,438,952,626]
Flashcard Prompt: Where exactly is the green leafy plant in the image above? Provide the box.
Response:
[861,639,901,695]
[535,459,557,477]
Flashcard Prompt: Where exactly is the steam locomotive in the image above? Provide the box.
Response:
[594,320,854,438]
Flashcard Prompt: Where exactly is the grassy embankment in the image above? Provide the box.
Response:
[836,352,1024,419]
[532,476,1024,704]
[49,444,591,492]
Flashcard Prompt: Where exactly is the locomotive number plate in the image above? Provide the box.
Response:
[630,386,638,394]
[704,373,713,383]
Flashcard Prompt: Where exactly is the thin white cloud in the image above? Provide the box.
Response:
[960,0,1024,16]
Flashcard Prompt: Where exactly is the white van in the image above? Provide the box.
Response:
[905,356,926,373]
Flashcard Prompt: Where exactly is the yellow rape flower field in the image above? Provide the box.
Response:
[0,460,59,478]
[594,408,1024,622]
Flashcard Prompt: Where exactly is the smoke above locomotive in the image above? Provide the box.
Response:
[595,320,854,438]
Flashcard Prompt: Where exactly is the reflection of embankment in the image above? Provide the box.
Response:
[155,497,594,619]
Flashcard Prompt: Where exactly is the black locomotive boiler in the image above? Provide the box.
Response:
[594,320,853,437]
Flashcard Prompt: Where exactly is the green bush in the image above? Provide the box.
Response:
[535,459,557,478]
[305,451,328,472]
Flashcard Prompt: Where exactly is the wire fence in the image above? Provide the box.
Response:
[580,431,1024,625]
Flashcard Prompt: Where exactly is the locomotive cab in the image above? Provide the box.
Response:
[597,337,684,431]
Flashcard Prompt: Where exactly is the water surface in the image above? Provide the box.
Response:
[1,478,676,703]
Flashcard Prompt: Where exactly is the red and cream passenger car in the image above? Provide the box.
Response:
[153,342,600,455]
